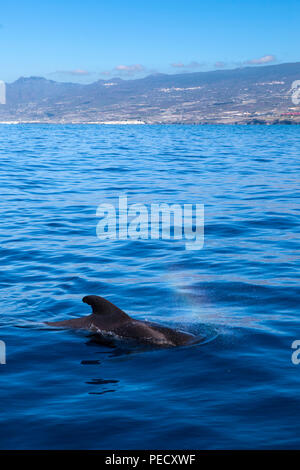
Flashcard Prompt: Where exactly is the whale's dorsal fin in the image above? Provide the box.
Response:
[82,295,129,321]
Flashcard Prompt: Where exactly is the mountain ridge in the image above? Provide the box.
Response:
[1,62,300,124]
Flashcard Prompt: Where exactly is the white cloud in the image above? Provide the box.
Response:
[171,62,185,68]
[100,70,111,77]
[246,55,276,65]
[100,64,145,78]
[214,61,226,68]
[114,64,145,74]
[53,69,90,76]
[170,61,204,70]
[70,69,90,76]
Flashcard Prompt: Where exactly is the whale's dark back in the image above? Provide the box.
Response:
[47,295,196,346]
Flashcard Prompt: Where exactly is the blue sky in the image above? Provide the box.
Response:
[1,0,299,82]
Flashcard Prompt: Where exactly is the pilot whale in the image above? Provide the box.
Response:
[46,295,196,347]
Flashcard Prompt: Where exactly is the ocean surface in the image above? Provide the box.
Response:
[0,124,299,449]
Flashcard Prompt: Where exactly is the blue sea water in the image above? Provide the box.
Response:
[0,124,299,449]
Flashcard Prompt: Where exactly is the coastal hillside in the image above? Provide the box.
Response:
[1,62,300,124]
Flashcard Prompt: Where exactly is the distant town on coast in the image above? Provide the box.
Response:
[1,62,300,125]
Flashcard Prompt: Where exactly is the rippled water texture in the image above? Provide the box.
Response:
[0,124,300,449]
